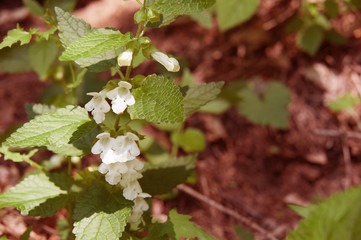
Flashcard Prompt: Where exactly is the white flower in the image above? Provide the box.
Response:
[151,51,180,72]
[106,81,135,114]
[128,194,151,223]
[85,90,110,124]
[117,49,133,67]
[123,180,143,200]
[113,132,140,162]
[98,162,128,185]
[91,132,114,156]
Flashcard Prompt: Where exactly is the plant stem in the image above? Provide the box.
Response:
[114,114,121,131]
[28,160,45,172]
[116,67,125,79]
[135,0,142,5]
[68,63,77,104]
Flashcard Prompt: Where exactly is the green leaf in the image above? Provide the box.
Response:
[190,9,213,29]
[0,171,66,215]
[4,106,96,156]
[297,25,324,56]
[49,0,76,13]
[0,44,32,73]
[139,155,196,195]
[36,28,57,40]
[233,225,254,240]
[288,204,317,218]
[328,93,360,112]
[29,39,58,79]
[171,128,206,153]
[285,17,304,34]
[20,226,32,240]
[238,81,291,129]
[325,29,346,45]
[59,29,132,61]
[0,146,37,164]
[73,183,133,240]
[0,26,37,50]
[28,171,73,217]
[324,0,339,18]
[55,7,91,48]
[151,0,215,16]
[216,0,260,31]
[288,185,361,240]
[199,97,231,114]
[22,0,44,16]
[183,81,224,116]
[128,74,184,123]
[146,209,217,240]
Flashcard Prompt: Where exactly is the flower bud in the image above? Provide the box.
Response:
[117,49,133,67]
[151,51,180,72]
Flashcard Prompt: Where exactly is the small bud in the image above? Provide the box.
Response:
[117,49,133,67]
[147,8,160,23]
[134,9,147,24]
[151,51,180,72]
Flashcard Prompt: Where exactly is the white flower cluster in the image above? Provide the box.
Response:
[85,81,135,124]
[91,131,150,223]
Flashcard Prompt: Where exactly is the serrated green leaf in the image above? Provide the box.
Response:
[128,74,184,123]
[0,172,66,215]
[28,194,71,217]
[151,0,215,16]
[297,25,324,56]
[233,225,254,240]
[199,97,231,114]
[22,0,44,16]
[288,185,361,240]
[146,209,217,240]
[328,93,360,112]
[73,183,133,240]
[0,26,37,50]
[238,82,291,129]
[183,81,224,116]
[288,204,317,218]
[29,39,58,79]
[139,155,196,195]
[0,44,32,73]
[216,0,260,31]
[171,128,206,153]
[325,29,346,45]
[55,7,91,48]
[36,28,57,40]
[4,106,96,156]
[59,29,132,61]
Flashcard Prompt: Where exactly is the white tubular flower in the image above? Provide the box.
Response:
[128,194,151,223]
[91,132,114,155]
[117,49,133,67]
[98,162,128,185]
[120,172,143,187]
[123,180,143,200]
[85,90,110,124]
[106,81,135,114]
[151,51,180,72]
[113,132,140,162]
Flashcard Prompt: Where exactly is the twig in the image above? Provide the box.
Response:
[177,184,278,240]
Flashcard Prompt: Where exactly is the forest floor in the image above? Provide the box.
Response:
[1,0,361,239]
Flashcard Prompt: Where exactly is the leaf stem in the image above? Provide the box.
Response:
[116,67,125,79]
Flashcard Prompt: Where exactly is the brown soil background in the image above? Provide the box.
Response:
[1,0,361,239]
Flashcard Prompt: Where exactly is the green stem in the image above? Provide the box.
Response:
[114,114,122,131]
[68,63,77,104]
[116,67,125,79]
[135,0,142,5]
[28,160,45,172]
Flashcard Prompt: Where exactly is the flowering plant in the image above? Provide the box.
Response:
[0,0,223,239]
